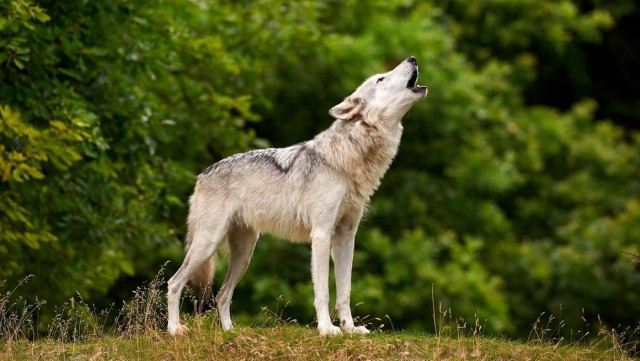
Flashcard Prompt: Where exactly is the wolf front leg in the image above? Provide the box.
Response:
[311,228,342,336]
[332,214,370,335]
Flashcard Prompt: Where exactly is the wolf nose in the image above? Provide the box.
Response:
[407,56,417,64]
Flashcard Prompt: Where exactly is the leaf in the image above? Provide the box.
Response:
[1,162,12,181]
[11,167,24,182]
[23,233,41,249]
[24,165,44,180]
[165,195,183,206]
[13,59,24,70]
[15,46,30,55]
[50,120,67,130]
[34,9,51,23]
[120,261,135,276]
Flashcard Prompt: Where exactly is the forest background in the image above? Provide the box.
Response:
[1,0,639,338]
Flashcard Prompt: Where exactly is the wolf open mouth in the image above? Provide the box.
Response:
[406,69,418,89]
[406,69,427,94]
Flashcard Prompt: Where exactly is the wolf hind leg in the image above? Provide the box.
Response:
[167,206,233,336]
[216,222,259,331]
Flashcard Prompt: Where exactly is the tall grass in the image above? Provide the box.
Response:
[0,276,44,346]
[114,265,168,336]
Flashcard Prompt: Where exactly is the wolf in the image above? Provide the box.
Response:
[167,56,428,336]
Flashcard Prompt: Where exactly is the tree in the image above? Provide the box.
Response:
[0,0,263,308]
[240,0,640,336]
[1,0,638,337]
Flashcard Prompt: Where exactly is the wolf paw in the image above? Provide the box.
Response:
[168,323,189,336]
[221,319,234,332]
[318,325,342,336]
[344,325,370,335]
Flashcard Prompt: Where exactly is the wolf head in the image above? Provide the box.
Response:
[329,56,428,124]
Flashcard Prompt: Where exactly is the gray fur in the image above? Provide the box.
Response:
[167,56,428,336]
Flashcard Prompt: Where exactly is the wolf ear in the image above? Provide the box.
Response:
[329,96,365,121]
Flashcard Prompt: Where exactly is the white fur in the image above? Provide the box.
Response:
[167,57,427,336]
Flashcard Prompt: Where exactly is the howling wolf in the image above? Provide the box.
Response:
[167,56,428,336]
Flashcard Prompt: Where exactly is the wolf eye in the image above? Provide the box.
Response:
[376,77,385,83]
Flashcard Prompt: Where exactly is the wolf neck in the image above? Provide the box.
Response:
[315,118,403,200]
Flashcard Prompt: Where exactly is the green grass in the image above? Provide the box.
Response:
[2,319,635,361]
[1,272,637,360]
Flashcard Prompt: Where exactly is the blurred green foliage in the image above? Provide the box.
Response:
[1,0,638,337]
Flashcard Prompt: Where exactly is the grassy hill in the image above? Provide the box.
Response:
[1,275,637,360]
[3,321,634,360]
